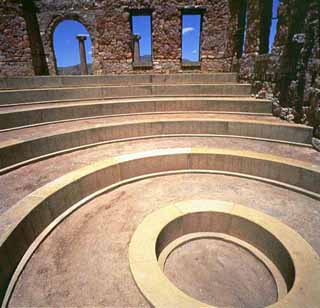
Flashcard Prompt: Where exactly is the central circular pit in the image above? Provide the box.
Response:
[129,200,320,307]
[162,237,278,307]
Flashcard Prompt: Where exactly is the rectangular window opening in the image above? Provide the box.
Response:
[130,10,152,68]
[239,0,248,58]
[181,11,202,66]
[259,0,281,54]
[269,0,280,53]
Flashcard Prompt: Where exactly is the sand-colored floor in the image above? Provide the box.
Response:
[8,173,320,307]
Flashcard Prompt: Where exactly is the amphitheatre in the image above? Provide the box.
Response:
[0,0,320,307]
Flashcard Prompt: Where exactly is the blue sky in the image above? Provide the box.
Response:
[132,15,152,57]
[182,14,201,62]
[53,20,92,67]
[269,0,280,52]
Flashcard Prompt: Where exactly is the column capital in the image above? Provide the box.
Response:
[76,34,88,41]
[132,34,141,42]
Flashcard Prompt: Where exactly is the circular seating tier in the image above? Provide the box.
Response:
[0,73,319,307]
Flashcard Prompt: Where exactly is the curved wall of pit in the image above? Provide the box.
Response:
[1,147,320,304]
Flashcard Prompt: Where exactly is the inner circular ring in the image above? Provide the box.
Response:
[157,232,287,301]
[129,200,320,307]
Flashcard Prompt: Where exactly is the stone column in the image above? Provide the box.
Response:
[76,34,88,75]
[132,34,141,63]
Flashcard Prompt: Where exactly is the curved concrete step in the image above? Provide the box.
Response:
[1,136,318,216]
[0,72,319,307]
[0,97,271,130]
[0,73,238,90]
[0,83,252,106]
[0,113,313,173]
[1,147,319,303]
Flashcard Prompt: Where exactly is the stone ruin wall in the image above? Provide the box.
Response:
[0,4,34,76]
[99,0,233,74]
[240,0,320,129]
[37,0,96,75]
[0,0,234,76]
[0,0,319,131]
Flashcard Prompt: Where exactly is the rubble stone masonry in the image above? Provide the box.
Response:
[0,0,319,129]
[0,3,34,76]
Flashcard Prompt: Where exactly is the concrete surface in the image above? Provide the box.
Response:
[0,73,238,90]
[0,83,252,106]
[130,200,320,307]
[0,114,313,171]
[164,238,277,307]
[1,72,319,308]
[0,97,271,130]
[0,113,284,143]
[1,137,319,215]
[8,173,320,307]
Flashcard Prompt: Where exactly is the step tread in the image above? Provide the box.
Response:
[0,113,308,144]
[1,137,318,215]
[0,96,270,114]
[0,82,251,93]
[0,73,239,89]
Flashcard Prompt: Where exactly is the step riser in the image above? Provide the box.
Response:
[0,120,312,171]
[0,74,238,90]
[0,84,252,106]
[0,149,319,305]
[0,100,271,130]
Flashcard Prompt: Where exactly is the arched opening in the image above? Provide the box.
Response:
[52,20,93,75]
